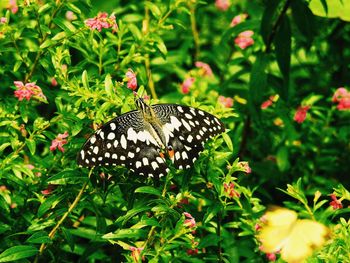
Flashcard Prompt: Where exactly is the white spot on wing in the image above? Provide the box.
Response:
[113,140,119,148]
[185,113,193,119]
[187,135,193,143]
[181,119,191,131]
[151,161,159,170]
[120,155,125,161]
[107,132,115,140]
[177,106,184,113]
[112,154,117,159]
[182,151,188,160]
[120,134,127,149]
[136,161,141,168]
[110,123,116,130]
[127,128,138,143]
[105,152,110,158]
[142,157,149,166]
[107,143,112,149]
[156,157,164,163]
[198,110,205,116]
[90,136,96,144]
[190,108,196,116]
[175,151,181,160]
[93,146,99,155]
[204,119,210,125]
[184,145,192,151]
[128,152,135,158]
[80,150,85,160]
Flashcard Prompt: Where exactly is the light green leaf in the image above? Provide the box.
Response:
[0,245,38,262]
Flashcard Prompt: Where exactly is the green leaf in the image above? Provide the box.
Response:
[0,245,38,262]
[291,0,317,41]
[128,24,142,41]
[82,70,90,90]
[47,169,87,184]
[26,231,51,244]
[39,39,54,49]
[104,74,113,96]
[25,138,36,155]
[61,227,75,252]
[145,1,161,18]
[260,0,281,44]
[66,3,81,14]
[310,0,350,21]
[274,15,291,100]
[53,17,76,33]
[222,133,233,152]
[134,186,161,196]
[276,146,290,172]
[103,229,147,240]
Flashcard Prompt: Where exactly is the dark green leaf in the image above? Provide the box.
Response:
[0,245,38,262]
[26,231,51,244]
[291,0,317,41]
[134,186,161,196]
[260,0,281,44]
[61,227,75,252]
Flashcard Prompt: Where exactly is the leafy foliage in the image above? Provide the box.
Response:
[0,0,350,262]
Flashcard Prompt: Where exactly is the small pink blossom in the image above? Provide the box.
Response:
[195,61,213,77]
[183,212,196,228]
[230,14,248,27]
[332,87,350,110]
[266,253,277,261]
[0,17,7,24]
[255,223,261,231]
[7,0,18,14]
[41,184,57,195]
[125,69,138,90]
[293,105,310,123]
[261,95,277,109]
[85,12,118,32]
[234,30,254,49]
[181,77,195,94]
[129,246,144,263]
[51,77,58,86]
[329,193,343,210]
[13,81,46,102]
[218,95,233,108]
[237,161,251,173]
[223,182,240,198]
[65,11,77,21]
[50,131,69,152]
[215,0,230,11]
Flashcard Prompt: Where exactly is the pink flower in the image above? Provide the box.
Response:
[65,11,77,21]
[50,131,69,152]
[183,212,196,228]
[266,253,277,261]
[195,61,213,77]
[125,69,138,90]
[234,30,254,49]
[332,87,350,110]
[0,17,7,24]
[85,12,118,32]
[129,246,144,263]
[223,182,240,198]
[7,0,18,14]
[230,14,248,27]
[261,95,277,109]
[255,223,262,231]
[41,184,57,195]
[293,105,310,123]
[187,248,199,255]
[14,81,46,102]
[237,161,252,173]
[329,193,343,210]
[181,77,195,94]
[51,77,58,86]
[218,95,233,108]
[215,0,230,11]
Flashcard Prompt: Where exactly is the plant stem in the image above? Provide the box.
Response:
[34,168,93,262]
[189,4,200,61]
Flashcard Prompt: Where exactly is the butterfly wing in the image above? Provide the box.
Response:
[152,104,225,169]
[77,110,168,177]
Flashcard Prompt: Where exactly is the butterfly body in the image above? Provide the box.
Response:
[77,98,225,177]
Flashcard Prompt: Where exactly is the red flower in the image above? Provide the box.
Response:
[332,87,350,110]
[261,95,277,109]
[218,95,233,108]
[85,12,118,32]
[125,69,138,90]
[41,184,57,195]
[51,77,58,87]
[215,0,230,11]
[234,30,254,49]
[230,14,248,27]
[195,61,213,77]
[181,77,195,94]
[187,248,199,255]
[237,161,252,174]
[266,253,277,262]
[329,193,343,210]
[50,131,69,152]
[293,105,310,123]
[223,182,240,198]
[14,81,47,102]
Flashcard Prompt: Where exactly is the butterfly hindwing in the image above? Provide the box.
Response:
[152,104,225,169]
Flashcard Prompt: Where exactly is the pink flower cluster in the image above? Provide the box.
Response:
[294,105,310,124]
[181,77,195,94]
[14,81,46,102]
[129,246,144,263]
[235,30,254,49]
[0,17,7,24]
[218,95,233,108]
[125,69,138,90]
[183,212,196,229]
[332,87,350,110]
[50,131,69,152]
[261,95,277,109]
[7,0,18,14]
[85,12,118,32]
[195,61,213,77]
[237,161,252,173]
[223,182,240,198]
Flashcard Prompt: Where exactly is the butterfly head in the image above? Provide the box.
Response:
[135,97,153,117]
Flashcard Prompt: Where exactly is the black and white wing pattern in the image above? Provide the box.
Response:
[77,111,169,177]
[152,104,225,170]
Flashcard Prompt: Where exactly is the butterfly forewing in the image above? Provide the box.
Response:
[77,110,168,177]
[152,104,225,170]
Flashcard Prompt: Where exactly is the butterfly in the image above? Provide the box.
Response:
[77,98,225,178]
[257,207,329,263]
